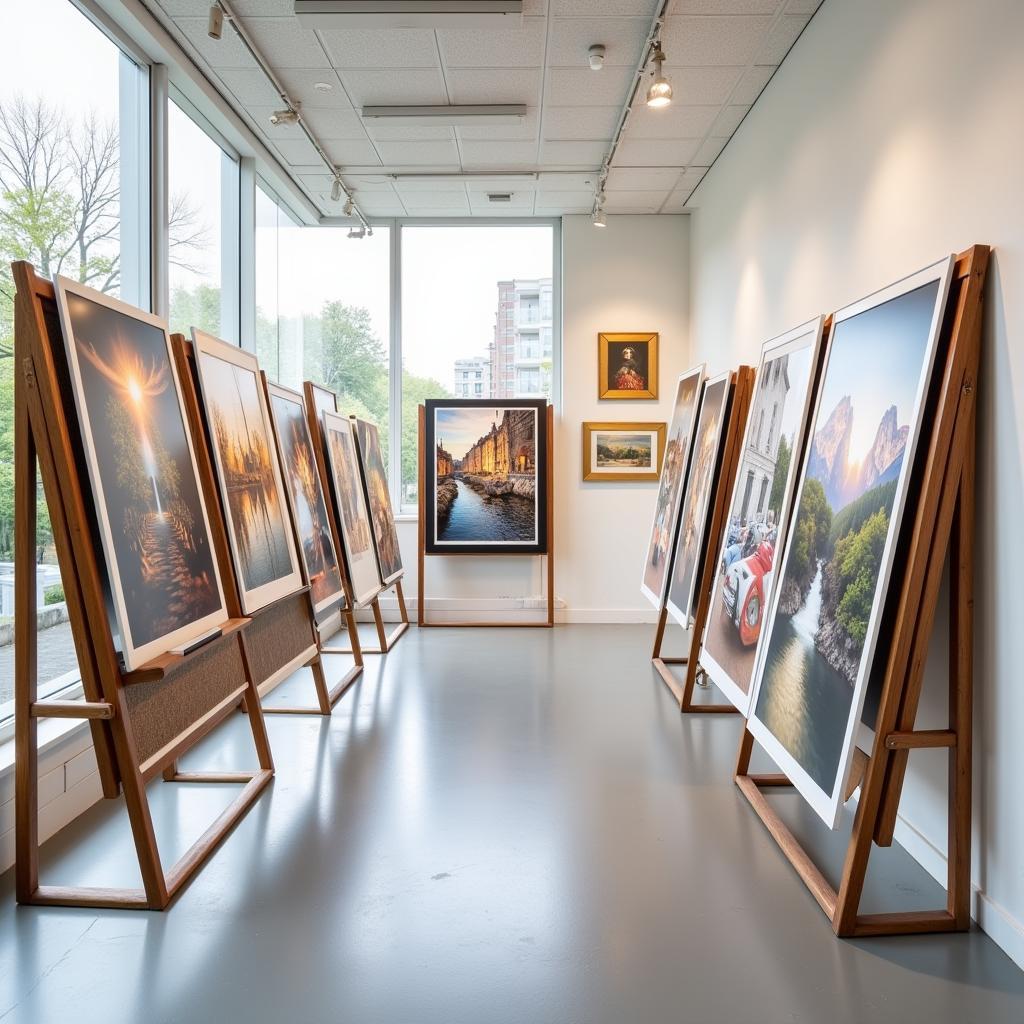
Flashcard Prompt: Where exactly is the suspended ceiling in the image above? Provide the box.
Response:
[147,0,822,218]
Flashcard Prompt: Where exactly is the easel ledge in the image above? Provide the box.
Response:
[735,244,988,937]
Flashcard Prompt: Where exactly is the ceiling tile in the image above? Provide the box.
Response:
[295,107,368,140]
[757,13,811,62]
[215,67,282,106]
[614,138,700,165]
[455,112,540,141]
[226,0,295,12]
[402,192,472,211]
[656,66,743,104]
[536,202,591,213]
[463,176,539,191]
[785,0,823,15]
[446,68,544,105]
[244,18,332,69]
[272,137,326,165]
[691,136,729,164]
[438,18,547,68]
[539,140,608,165]
[667,0,779,13]
[537,189,595,205]
[660,190,690,213]
[661,15,774,65]
[624,103,720,139]
[173,18,252,67]
[547,67,634,106]
[730,64,775,104]
[674,165,711,190]
[355,196,409,215]
[603,188,671,212]
[318,28,440,69]
[374,140,462,166]
[468,192,536,211]
[537,172,600,190]
[274,69,353,108]
[605,166,682,190]
[324,139,384,165]
[542,106,620,141]
[547,18,650,68]
[711,104,749,135]
[365,124,456,141]
[395,179,467,192]
[340,68,448,106]
[552,0,660,15]
[460,141,540,166]
[327,174,397,193]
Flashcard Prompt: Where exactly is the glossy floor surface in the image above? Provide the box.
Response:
[2,625,1023,1023]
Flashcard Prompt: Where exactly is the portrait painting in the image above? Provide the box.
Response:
[352,418,404,585]
[699,319,825,715]
[423,399,549,556]
[266,381,346,616]
[640,365,705,608]
[54,276,227,670]
[748,258,954,828]
[599,332,658,400]
[194,329,303,614]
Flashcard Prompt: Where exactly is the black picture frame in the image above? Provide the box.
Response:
[424,398,549,556]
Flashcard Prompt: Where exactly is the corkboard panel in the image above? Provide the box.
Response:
[244,592,315,687]
[124,638,246,765]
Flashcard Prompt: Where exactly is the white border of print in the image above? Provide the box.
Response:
[192,329,304,615]
[745,256,954,829]
[639,364,706,609]
[53,275,228,671]
[698,318,826,716]
[432,406,539,546]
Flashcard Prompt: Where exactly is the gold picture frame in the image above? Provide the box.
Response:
[582,421,666,483]
[598,331,659,400]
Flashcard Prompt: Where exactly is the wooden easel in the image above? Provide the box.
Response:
[301,381,408,655]
[417,404,555,628]
[174,336,359,716]
[652,365,755,711]
[13,262,273,909]
[735,244,988,937]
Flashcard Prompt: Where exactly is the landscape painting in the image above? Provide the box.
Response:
[267,382,346,616]
[640,366,705,607]
[599,332,659,400]
[424,399,549,556]
[748,259,953,827]
[353,419,404,584]
[54,277,227,670]
[666,374,731,627]
[699,320,824,714]
[323,412,382,608]
[582,422,665,482]
[194,330,302,614]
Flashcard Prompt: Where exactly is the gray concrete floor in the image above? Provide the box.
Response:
[1,624,1022,1023]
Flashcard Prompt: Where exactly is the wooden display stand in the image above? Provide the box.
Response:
[13,262,273,909]
[417,404,555,628]
[174,337,359,716]
[652,365,755,711]
[301,381,409,655]
[735,245,988,937]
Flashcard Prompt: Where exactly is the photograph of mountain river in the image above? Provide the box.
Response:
[748,258,953,827]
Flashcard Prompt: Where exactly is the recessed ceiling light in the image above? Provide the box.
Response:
[361,104,526,125]
[294,1,523,29]
[314,81,334,92]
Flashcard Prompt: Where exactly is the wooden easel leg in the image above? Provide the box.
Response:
[734,725,755,778]
[651,605,669,660]
[372,597,389,651]
[309,654,332,715]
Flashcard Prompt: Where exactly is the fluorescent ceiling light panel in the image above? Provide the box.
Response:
[294,1,523,28]
[361,104,527,126]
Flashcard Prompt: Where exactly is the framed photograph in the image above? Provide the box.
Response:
[352,418,404,585]
[53,276,228,671]
[423,399,549,556]
[699,318,826,715]
[192,330,304,615]
[640,366,705,608]
[582,422,666,482]
[598,332,658,400]
[666,373,733,627]
[265,381,347,616]
[322,412,383,607]
[747,257,955,828]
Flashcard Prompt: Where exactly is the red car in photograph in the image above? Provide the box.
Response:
[721,540,775,647]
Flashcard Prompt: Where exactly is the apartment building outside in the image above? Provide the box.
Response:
[492,278,553,399]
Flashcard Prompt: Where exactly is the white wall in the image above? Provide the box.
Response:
[686,0,1024,965]
[393,214,690,623]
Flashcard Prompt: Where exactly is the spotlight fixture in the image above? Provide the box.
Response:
[343,198,354,216]
[331,177,343,202]
[592,192,607,227]
[646,43,672,108]
[348,225,366,239]
[269,104,301,126]
[208,3,224,39]
[588,44,605,71]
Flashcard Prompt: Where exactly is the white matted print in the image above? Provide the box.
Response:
[747,257,954,828]
[699,319,825,715]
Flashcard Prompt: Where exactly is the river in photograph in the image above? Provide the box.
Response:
[440,479,535,542]
[754,562,853,792]
[229,484,292,590]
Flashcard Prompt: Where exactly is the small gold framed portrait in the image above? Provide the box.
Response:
[598,332,659,400]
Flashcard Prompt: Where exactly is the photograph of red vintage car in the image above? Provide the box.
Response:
[719,522,776,648]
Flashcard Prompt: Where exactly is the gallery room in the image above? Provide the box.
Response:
[0,0,1022,1020]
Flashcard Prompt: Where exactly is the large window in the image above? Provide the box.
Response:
[0,0,149,729]
[168,96,239,341]
[254,184,390,450]
[399,224,556,509]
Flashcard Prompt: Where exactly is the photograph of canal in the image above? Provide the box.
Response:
[748,260,952,826]
[195,331,302,614]
[425,399,548,555]
[55,279,227,670]
[267,383,346,616]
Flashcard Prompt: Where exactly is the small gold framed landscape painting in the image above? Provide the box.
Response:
[582,422,666,482]
[598,332,659,400]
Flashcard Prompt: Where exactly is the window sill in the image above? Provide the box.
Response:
[0,717,92,787]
